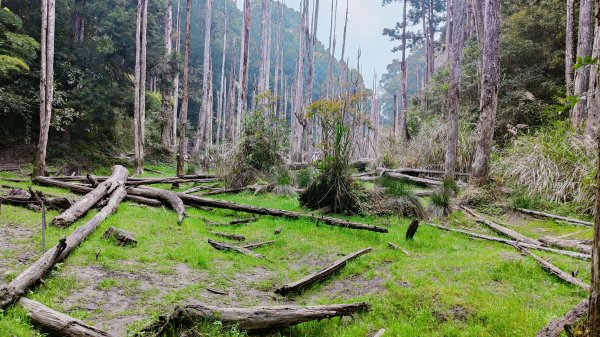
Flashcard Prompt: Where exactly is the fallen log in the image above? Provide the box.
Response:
[182,183,219,194]
[50,165,128,227]
[127,186,186,224]
[208,239,264,258]
[461,206,539,245]
[179,193,388,233]
[0,195,74,211]
[384,171,467,188]
[386,167,470,177]
[211,231,245,241]
[242,241,276,250]
[275,248,372,295]
[19,297,114,337]
[51,175,219,186]
[426,223,590,260]
[0,180,127,309]
[536,299,588,337]
[200,187,246,196]
[104,226,137,246]
[143,302,370,334]
[517,208,593,227]
[538,236,591,254]
[33,176,163,206]
[387,242,411,256]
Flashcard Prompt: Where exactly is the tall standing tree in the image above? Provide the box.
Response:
[584,3,600,138]
[566,0,575,95]
[443,0,465,179]
[236,0,251,137]
[133,0,149,175]
[177,0,193,176]
[194,0,213,161]
[160,0,174,149]
[257,0,270,93]
[590,5,600,328]
[571,0,595,131]
[33,0,56,177]
[470,0,500,184]
[172,0,182,147]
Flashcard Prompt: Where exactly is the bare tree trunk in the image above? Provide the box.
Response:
[172,0,181,148]
[585,13,600,138]
[327,0,338,98]
[33,0,55,177]
[444,0,466,179]
[306,0,320,104]
[339,0,349,92]
[400,0,409,143]
[471,0,484,45]
[590,56,600,333]
[291,0,307,162]
[72,0,85,44]
[469,0,500,184]
[393,93,398,139]
[566,0,575,96]
[273,2,283,114]
[427,0,435,79]
[258,0,269,93]
[217,1,227,146]
[572,0,595,131]
[445,0,452,66]
[160,0,174,149]
[133,0,148,175]
[176,0,192,176]
[193,0,213,161]
[265,0,273,93]
[236,0,251,137]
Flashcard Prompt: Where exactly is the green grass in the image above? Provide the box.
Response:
[0,167,590,337]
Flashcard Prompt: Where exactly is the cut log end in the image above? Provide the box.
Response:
[103,226,137,246]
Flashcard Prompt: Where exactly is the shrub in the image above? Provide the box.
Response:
[493,121,596,213]
[296,167,317,188]
[378,176,426,219]
[429,179,459,218]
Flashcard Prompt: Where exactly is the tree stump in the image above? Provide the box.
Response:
[405,219,419,240]
[103,226,137,246]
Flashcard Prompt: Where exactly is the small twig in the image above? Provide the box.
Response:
[206,287,229,296]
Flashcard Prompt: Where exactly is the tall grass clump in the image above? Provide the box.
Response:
[379,176,426,218]
[493,121,596,213]
[429,179,459,218]
[381,118,475,172]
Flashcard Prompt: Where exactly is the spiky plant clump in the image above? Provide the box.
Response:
[428,178,459,218]
[377,176,426,218]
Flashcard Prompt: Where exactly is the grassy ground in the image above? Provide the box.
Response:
[0,166,591,337]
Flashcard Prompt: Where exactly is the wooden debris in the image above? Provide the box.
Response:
[200,187,246,196]
[426,223,590,260]
[461,206,539,245]
[142,302,370,334]
[19,297,114,337]
[205,217,258,226]
[538,236,591,254]
[144,167,165,174]
[242,241,275,250]
[127,185,186,224]
[208,239,264,258]
[386,167,470,177]
[274,227,282,235]
[387,242,411,256]
[50,165,128,227]
[206,288,229,296]
[0,180,127,309]
[211,231,245,241]
[384,171,467,188]
[536,299,588,337]
[275,248,372,295]
[103,226,137,246]
[182,183,219,194]
[405,219,420,240]
[517,208,593,227]
[373,328,386,337]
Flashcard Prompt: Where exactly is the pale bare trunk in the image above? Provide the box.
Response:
[177,0,192,176]
[160,0,174,149]
[338,0,349,92]
[133,0,148,175]
[444,0,465,179]
[590,12,600,326]
[566,0,575,95]
[572,0,595,131]
[445,0,452,66]
[291,0,307,162]
[172,0,181,148]
[193,0,213,161]
[471,0,484,45]
[470,0,500,185]
[393,94,398,139]
[585,10,600,139]
[400,0,409,143]
[236,0,251,137]
[34,0,55,177]
[258,0,269,93]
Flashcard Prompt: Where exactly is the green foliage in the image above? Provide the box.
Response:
[379,176,426,219]
[429,178,458,218]
[493,121,596,213]
[511,192,543,210]
[296,167,317,188]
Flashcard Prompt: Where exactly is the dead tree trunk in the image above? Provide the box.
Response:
[469,0,500,185]
[194,0,213,161]
[585,14,600,138]
[143,302,370,334]
[19,298,114,337]
[0,178,127,309]
[461,206,539,245]
[536,299,588,337]
[51,165,129,227]
[33,0,55,177]
[126,185,186,224]
[172,0,181,147]
[571,0,595,131]
[275,248,372,295]
[565,0,575,95]
[258,0,269,93]
[236,0,251,137]
[208,239,264,258]
[400,0,409,143]
[444,0,466,179]
[538,236,591,254]
[176,0,192,176]
[516,208,593,227]
[134,0,148,175]
[589,84,600,334]
[160,0,174,149]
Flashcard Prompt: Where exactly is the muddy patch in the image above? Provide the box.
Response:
[0,222,37,281]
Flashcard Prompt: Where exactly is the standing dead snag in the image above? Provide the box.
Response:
[275,247,372,295]
[18,298,114,337]
[0,177,127,309]
[51,165,129,227]
[405,219,419,240]
[142,302,370,334]
[208,239,264,258]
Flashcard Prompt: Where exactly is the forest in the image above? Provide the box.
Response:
[0,0,599,336]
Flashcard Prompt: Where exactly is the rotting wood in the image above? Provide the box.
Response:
[51,175,219,186]
[211,231,245,241]
[208,239,264,258]
[179,193,388,233]
[539,236,591,254]
[33,176,163,206]
[536,299,588,337]
[142,302,370,334]
[275,247,372,295]
[373,328,386,337]
[405,219,419,240]
[205,217,258,226]
[516,208,593,227]
[242,241,275,250]
[384,171,467,188]
[387,242,411,256]
[19,297,114,337]
[200,187,246,196]
[384,167,470,177]
[461,206,539,245]
[0,180,127,309]
[426,223,590,260]
[127,185,186,224]
[0,194,74,211]
[182,183,219,194]
[103,226,137,246]
[50,165,128,227]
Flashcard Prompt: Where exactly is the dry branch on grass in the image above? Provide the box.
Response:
[207,239,264,258]
[142,302,370,334]
[538,236,591,254]
[210,231,245,241]
[461,206,539,245]
[517,208,593,227]
[275,248,372,295]
[242,241,276,249]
